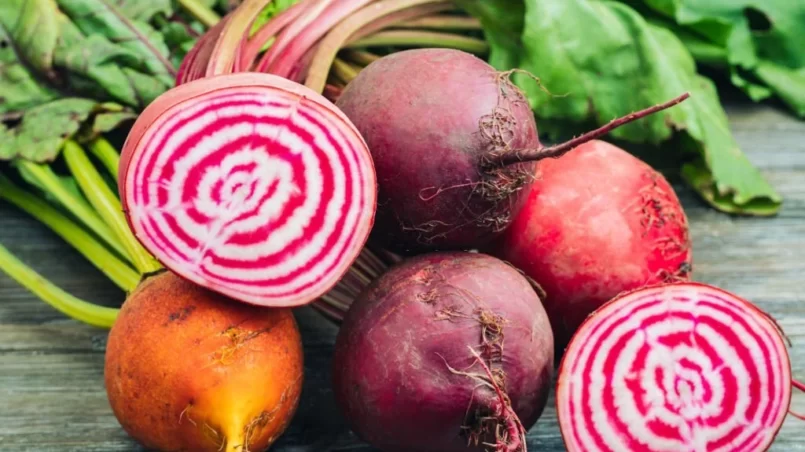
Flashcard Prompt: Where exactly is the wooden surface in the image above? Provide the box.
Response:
[2,99,805,451]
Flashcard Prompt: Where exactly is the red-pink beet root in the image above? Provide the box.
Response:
[335,48,690,254]
[332,251,554,452]
[336,49,538,254]
[118,72,376,307]
[557,282,798,451]
[494,140,692,352]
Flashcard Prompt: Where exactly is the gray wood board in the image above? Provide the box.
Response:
[2,100,805,451]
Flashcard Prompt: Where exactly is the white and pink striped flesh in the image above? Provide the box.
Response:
[118,72,376,307]
[557,282,800,452]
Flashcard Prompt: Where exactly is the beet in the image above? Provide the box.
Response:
[105,271,304,452]
[335,48,689,254]
[556,282,798,451]
[332,251,554,452]
[118,72,376,307]
[494,140,692,352]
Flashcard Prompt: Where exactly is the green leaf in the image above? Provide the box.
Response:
[630,0,805,117]
[467,0,780,215]
[1,98,96,161]
[754,62,805,118]
[116,0,173,22]
[56,0,176,85]
[158,20,200,68]
[0,98,133,162]
[51,15,171,109]
[0,23,60,113]
[454,0,524,70]
[5,0,61,77]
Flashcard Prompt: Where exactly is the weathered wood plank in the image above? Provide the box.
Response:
[2,100,805,451]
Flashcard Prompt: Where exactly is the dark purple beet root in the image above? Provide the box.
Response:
[335,48,689,255]
[332,251,554,452]
[336,48,539,254]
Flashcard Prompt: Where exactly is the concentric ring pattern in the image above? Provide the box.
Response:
[557,283,791,452]
[123,85,374,306]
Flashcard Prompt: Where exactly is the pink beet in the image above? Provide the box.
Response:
[332,251,554,452]
[557,282,800,451]
[118,72,377,307]
[494,140,692,352]
[335,48,690,255]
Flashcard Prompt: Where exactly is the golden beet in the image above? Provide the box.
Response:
[104,271,304,452]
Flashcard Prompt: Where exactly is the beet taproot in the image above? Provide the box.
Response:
[335,48,689,254]
[118,72,376,308]
[557,282,800,451]
[104,271,304,452]
[332,251,554,452]
[494,140,692,352]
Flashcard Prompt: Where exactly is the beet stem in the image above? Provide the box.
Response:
[339,49,380,66]
[0,175,140,292]
[0,242,119,328]
[304,0,451,93]
[63,141,162,275]
[14,161,129,259]
[239,0,310,70]
[205,0,272,76]
[312,299,345,322]
[88,138,121,178]
[346,30,489,55]
[489,92,690,167]
[331,57,361,84]
[393,14,482,31]
[176,0,221,28]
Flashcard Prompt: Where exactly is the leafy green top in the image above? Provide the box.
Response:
[459,0,782,215]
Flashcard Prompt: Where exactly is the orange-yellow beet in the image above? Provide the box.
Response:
[104,271,304,452]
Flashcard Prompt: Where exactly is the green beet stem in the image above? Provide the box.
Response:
[393,14,482,30]
[15,160,129,260]
[0,175,140,292]
[88,138,121,179]
[176,0,221,28]
[62,141,162,275]
[346,30,488,54]
[0,242,119,328]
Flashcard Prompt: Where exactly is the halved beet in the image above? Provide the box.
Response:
[557,282,795,451]
[118,72,376,307]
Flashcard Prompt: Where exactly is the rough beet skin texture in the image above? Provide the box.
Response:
[104,271,304,452]
[494,140,692,352]
[335,48,539,254]
[332,252,554,452]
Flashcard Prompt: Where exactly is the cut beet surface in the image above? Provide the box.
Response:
[556,282,795,452]
[118,72,376,307]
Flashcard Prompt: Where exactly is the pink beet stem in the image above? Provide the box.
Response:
[238,0,313,71]
[490,92,690,167]
[343,2,451,44]
[304,0,451,93]
[261,0,373,77]
[255,0,336,73]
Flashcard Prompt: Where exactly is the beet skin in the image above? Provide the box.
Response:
[104,271,304,452]
[332,252,554,452]
[495,140,692,352]
[336,49,539,254]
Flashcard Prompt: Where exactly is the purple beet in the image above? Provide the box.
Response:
[332,251,554,452]
[335,48,689,254]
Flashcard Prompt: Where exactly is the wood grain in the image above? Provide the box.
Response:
[2,100,805,451]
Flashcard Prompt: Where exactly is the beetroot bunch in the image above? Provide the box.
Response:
[106,1,804,451]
